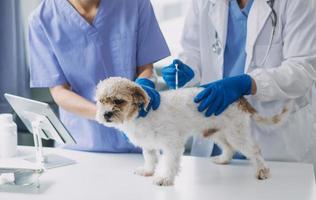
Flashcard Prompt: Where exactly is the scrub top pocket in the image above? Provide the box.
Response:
[105,33,137,79]
[108,36,126,70]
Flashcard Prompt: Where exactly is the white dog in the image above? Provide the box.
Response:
[95,77,289,186]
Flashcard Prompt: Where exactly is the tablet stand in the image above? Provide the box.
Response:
[27,115,76,170]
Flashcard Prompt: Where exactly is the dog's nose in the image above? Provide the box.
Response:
[103,112,114,119]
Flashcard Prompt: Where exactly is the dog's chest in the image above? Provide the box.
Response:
[128,135,161,150]
[121,124,164,149]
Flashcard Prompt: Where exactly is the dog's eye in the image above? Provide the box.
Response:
[99,99,106,104]
[113,99,125,105]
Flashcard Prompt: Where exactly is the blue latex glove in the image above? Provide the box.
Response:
[162,59,195,89]
[135,78,160,117]
[194,74,252,117]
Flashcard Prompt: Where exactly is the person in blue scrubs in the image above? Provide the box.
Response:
[28,0,170,152]
[163,0,254,157]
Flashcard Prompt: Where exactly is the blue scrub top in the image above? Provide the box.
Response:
[211,0,254,158]
[223,0,254,78]
[28,0,170,152]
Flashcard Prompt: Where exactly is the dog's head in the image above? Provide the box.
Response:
[95,77,149,125]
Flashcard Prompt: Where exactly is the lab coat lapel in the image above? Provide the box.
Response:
[208,0,229,77]
[245,0,272,72]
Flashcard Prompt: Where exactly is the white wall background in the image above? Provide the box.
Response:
[151,0,190,67]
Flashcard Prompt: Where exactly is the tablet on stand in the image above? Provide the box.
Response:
[0,94,77,189]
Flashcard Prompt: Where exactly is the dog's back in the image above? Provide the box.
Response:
[134,86,290,142]
[133,87,244,141]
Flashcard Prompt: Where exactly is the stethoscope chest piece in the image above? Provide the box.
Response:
[212,32,222,55]
[212,41,222,55]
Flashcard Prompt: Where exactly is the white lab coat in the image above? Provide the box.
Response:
[182,0,316,167]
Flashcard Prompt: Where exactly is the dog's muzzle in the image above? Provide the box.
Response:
[103,111,114,122]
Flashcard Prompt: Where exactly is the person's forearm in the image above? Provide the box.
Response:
[251,78,257,95]
[137,64,154,79]
[50,84,97,120]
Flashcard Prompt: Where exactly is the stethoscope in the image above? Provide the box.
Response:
[212,0,277,66]
[261,0,277,66]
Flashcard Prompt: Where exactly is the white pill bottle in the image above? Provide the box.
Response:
[0,114,17,158]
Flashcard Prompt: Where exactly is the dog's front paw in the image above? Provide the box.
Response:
[134,167,154,177]
[153,176,174,186]
[256,167,270,180]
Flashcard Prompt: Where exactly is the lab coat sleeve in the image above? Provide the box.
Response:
[249,0,316,101]
[28,16,67,88]
[136,0,171,67]
[179,0,202,87]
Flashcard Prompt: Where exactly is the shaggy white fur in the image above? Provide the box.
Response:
[95,77,289,186]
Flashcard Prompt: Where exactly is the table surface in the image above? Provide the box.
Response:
[0,147,315,200]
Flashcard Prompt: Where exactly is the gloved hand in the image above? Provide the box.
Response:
[194,74,252,117]
[135,78,160,117]
[162,59,195,89]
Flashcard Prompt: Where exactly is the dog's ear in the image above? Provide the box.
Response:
[95,80,104,101]
[132,85,149,109]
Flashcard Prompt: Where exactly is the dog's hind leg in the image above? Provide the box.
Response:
[227,129,270,180]
[134,149,158,177]
[153,146,185,186]
[239,144,270,180]
[246,145,270,180]
[211,136,234,165]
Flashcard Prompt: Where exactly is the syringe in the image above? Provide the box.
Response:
[175,63,179,90]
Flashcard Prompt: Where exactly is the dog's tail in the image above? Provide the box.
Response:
[237,97,291,126]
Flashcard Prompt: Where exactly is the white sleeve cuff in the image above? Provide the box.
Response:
[248,69,274,101]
